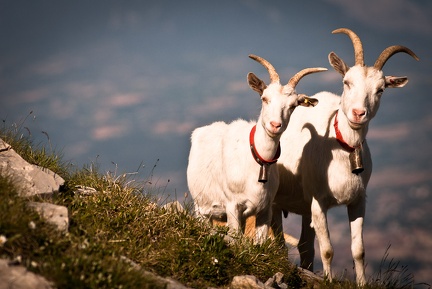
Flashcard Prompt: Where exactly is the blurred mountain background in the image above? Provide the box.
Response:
[0,0,431,284]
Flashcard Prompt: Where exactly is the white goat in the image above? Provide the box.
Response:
[187,54,326,243]
[271,28,419,285]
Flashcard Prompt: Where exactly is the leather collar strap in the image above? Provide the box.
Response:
[249,125,281,166]
[334,110,361,152]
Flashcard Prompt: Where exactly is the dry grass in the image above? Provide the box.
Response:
[1,115,427,289]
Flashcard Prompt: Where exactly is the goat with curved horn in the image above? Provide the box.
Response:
[249,54,280,84]
[272,28,419,285]
[374,45,419,70]
[188,54,326,245]
[288,67,328,88]
[332,28,364,66]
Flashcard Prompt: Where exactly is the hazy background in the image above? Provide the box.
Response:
[1,0,431,284]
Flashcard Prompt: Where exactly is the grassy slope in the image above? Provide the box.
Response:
[0,121,422,289]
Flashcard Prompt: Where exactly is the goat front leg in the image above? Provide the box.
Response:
[299,214,315,271]
[255,207,271,244]
[348,197,366,286]
[225,202,243,242]
[311,197,333,281]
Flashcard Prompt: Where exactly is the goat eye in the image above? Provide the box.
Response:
[343,80,351,89]
[262,97,269,104]
[376,88,384,95]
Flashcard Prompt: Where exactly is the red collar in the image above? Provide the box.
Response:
[334,110,362,152]
[249,125,281,166]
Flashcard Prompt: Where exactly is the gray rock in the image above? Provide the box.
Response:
[297,267,324,288]
[28,202,69,233]
[0,139,64,197]
[231,270,324,289]
[230,275,266,289]
[0,259,54,289]
[264,272,287,288]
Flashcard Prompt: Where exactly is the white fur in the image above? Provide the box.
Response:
[272,31,417,285]
[187,57,324,243]
[188,118,280,243]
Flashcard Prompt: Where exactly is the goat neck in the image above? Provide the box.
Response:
[333,107,368,150]
[253,116,282,162]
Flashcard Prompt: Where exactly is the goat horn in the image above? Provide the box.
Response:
[374,45,419,70]
[332,28,364,66]
[287,67,328,88]
[249,54,280,83]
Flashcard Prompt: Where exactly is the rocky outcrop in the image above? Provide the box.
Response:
[0,259,54,289]
[231,275,269,289]
[0,139,68,234]
[28,202,69,233]
[0,139,64,197]
[0,139,68,288]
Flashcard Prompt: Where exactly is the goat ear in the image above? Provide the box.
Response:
[247,72,267,96]
[328,52,349,76]
[297,94,319,107]
[385,76,408,88]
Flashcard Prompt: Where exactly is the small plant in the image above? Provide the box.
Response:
[368,244,430,289]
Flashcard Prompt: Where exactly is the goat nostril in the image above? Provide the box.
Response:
[353,109,366,117]
[270,121,282,129]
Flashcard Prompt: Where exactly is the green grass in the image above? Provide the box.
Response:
[0,116,427,289]
[0,118,301,288]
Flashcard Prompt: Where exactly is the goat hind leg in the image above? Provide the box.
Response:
[299,214,315,271]
[270,209,285,244]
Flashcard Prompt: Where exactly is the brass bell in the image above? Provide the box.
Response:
[258,164,269,183]
[349,147,364,174]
